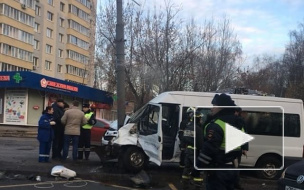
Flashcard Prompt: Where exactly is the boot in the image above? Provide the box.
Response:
[181,178,190,190]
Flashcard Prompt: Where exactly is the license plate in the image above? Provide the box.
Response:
[285,186,302,190]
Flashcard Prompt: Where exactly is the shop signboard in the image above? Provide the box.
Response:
[4,90,28,125]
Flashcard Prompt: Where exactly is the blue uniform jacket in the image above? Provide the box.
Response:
[37,113,54,142]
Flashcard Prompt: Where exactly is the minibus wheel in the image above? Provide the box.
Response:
[255,155,282,179]
[122,146,147,173]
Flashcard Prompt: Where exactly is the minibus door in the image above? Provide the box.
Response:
[138,103,163,166]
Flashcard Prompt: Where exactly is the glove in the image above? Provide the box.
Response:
[88,119,96,125]
[50,121,56,125]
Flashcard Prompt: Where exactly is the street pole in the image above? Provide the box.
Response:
[116,0,126,129]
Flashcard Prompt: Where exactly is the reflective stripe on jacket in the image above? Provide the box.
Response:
[204,119,242,150]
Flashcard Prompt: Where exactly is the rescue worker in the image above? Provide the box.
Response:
[37,106,55,162]
[78,103,96,160]
[197,93,243,190]
[178,110,191,168]
[181,107,204,189]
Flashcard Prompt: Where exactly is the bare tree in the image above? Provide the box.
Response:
[96,0,243,109]
[95,0,117,92]
[194,17,242,92]
[283,21,304,100]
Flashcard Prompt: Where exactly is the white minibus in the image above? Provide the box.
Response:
[106,91,304,179]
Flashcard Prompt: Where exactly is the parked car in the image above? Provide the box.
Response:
[90,118,111,146]
[101,120,119,146]
[101,116,130,146]
[278,160,304,190]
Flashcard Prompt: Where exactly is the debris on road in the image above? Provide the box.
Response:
[51,165,76,179]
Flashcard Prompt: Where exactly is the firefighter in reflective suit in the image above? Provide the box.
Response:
[197,93,242,190]
[181,107,204,189]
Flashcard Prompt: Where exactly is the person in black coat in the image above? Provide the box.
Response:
[181,108,204,189]
[37,106,55,162]
[197,93,243,190]
[51,98,65,160]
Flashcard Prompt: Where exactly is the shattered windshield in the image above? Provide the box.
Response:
[129,104,148,123]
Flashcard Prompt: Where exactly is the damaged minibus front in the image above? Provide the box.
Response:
[106,100,182,172]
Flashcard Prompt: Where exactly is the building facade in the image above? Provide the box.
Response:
[0,0,96,86]
[0,0,115,126]
[0,71,113,125]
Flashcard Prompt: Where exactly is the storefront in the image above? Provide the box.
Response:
[0,71,113,126]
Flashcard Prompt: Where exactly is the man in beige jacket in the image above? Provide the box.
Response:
[61,100,87,161]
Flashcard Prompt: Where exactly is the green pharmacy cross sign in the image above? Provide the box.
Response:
[13,73,23,83]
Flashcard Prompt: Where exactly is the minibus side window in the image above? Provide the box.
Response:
[244,111,300,137]
[284,114,300,137]
[245,112,282,136]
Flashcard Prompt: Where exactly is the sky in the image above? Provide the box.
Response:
[98,0,304,65]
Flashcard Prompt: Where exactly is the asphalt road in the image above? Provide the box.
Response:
[0,179,134,190]
[0,137,278,190]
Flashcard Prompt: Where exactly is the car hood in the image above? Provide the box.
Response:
[109,116,131,130]
[286,160,304,176]
[109,120,118,130]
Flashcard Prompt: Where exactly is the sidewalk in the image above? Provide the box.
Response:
[0,124,37,138]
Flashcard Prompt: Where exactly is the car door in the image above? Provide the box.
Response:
[138,103,163,166]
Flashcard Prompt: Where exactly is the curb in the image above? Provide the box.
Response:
[0,131,37,138]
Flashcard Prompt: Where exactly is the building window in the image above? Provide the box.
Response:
[46,28,52,38]
[67,50,88,64]
[34,23,40,32]
[1,43,33,62]
[1,62,29,72]
[35,5,40,16]
[68,35,89,50]
[59,18,64,27]
[2,24,34,45]
[60,2,65,12]
[47,11,53,21]
[34,39,39,50]
[48,0,53,6]
[69,4,90,22]
[3,4,35,27]
[45,61,51,70]
[46,44,52,54]
[66,65,86,77]
[57,64,62,73]
[33,57,38,67]
[59,33,64,42]
[58,49,63,58]
[76,0,91,8]
[68,19,90,36]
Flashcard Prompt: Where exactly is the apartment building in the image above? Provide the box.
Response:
[0,0,96,85]
[0,0,114,126]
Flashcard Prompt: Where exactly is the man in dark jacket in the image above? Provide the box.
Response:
[78,104,96,160]
[197,93,243,190]
[51,98,65,160]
